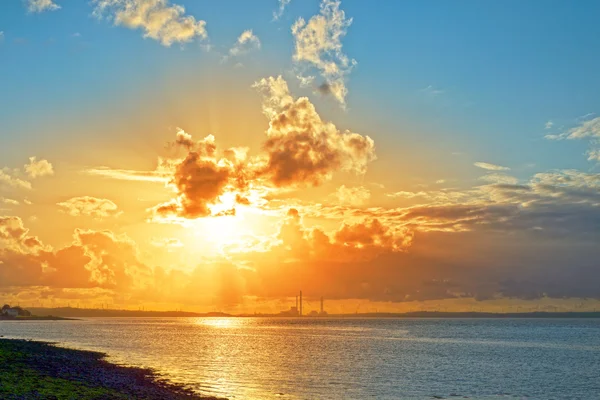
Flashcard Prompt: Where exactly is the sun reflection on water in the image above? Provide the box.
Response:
[195,317,240,329]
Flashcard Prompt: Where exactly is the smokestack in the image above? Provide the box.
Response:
[299,290,303,316]
[320,296,324,314]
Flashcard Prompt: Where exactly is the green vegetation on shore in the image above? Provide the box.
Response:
[0,339,220,400]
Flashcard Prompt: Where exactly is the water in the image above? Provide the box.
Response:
[1,318,599,399]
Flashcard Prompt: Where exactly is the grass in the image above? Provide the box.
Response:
[0,339,218,399]
[0,341,127,399]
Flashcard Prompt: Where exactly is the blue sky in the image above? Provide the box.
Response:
[2,0,599,177]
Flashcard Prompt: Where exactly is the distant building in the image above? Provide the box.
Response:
[278,306,299,317]
[1,305,31,317]
[319,296,328,316]
[4,308,19,317]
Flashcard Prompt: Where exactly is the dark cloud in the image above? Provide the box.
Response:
[155,151,231,218]
[317,82,332,96]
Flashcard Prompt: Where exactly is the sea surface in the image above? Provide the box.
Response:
[1,318,599,399]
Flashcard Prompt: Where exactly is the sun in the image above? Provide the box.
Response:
[183,192,244,246]
[185,191,276,254]
[195,215,243,246]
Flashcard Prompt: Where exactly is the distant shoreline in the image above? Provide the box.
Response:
[0,315,76,321]
[0,338,221,399]
[19,308,600,319]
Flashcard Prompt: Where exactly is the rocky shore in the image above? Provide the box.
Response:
[0,339,223,399]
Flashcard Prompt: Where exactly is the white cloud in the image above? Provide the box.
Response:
[92,0,207,47]
[563,116,600,140]
[546,116,600,141]
[291,0,355,106]
[587,148,600,162]
[474,162,510,171]
[26,0,61,13]
[228,30,261,57]
[24,157,54,178]
[545,116,600,163]
[273,0,291,20]
[296,74,315,87]
[545,120,554,129]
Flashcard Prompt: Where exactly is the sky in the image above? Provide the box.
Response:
[1,0,600,313]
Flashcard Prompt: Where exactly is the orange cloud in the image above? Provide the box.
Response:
[255,76,375,186]
[150,77,376,220]
[57,196,121,219]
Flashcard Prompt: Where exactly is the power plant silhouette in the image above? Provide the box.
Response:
[279,290,327,317]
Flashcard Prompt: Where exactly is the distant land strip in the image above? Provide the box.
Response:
[11,308,600,319]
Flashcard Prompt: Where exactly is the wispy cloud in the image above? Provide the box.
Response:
[474,162,510,171]
[544,120,554,129]
[0,170,31,190]
[421,85,444,96]
[273,0,291,20]
[0,198,19,206]
[576,112,595,122]
[478,173,519,185]
[228,30,260,57]
[545,116,600,141]
[92,0,207,47]
[545,115,600,163]
[292,0,355,106]
[26,0,60,13]
[83,166,170,182]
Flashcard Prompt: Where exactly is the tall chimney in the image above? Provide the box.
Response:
[299,290,303,316]
[320,296,324,314]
